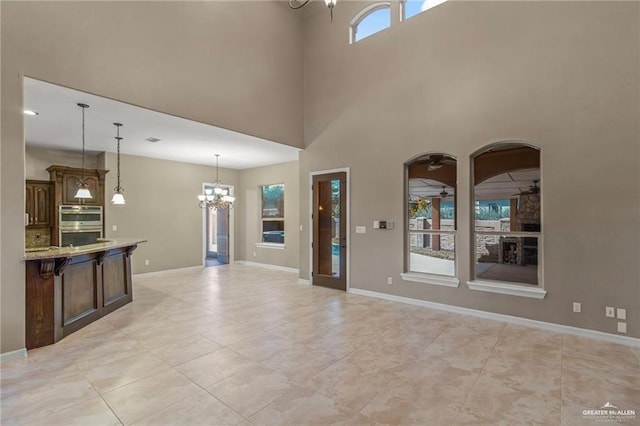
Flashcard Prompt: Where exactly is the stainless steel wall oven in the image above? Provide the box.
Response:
[58,205,103,246]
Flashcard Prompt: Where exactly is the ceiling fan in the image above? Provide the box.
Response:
[427,155,445,171]
[439,186,449,198]
[514,180,540,196]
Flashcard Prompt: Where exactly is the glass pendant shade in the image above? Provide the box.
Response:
[75,185,93,199]
[111,191,126,205]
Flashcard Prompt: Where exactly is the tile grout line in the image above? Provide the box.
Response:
[449,321,508,426]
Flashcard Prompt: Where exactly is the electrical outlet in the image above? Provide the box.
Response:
[112,225,117,232]
[253,252,256,257]
[572,302,581,313]
[617,308,626,320]
[606,307,615,318]
[299,225,303,231]
[387,276,393,285]
[144,259,150,266]
[617,322,627,334]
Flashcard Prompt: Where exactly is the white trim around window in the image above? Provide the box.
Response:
[401,272,459,288]
[256,242,285,250]
[467,280,547,299]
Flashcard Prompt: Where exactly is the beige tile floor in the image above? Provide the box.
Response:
[1,264,638,425]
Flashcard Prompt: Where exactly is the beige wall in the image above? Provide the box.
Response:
[1,1,302,353]
[300,1,639,337]
[100,152,239,274]
[26,146,99,180]
[237,161,300,270]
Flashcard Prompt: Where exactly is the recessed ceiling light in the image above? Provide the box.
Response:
[24,110,39,116]
[145,137,161,143]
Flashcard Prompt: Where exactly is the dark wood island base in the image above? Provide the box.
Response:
[24,239,145,349]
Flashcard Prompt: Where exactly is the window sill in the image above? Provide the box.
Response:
[466,280,546,299]
[401,272,460,288]
[256,243,285,250]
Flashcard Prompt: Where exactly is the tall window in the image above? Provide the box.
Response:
[401,0,448,21]
[472,143,541,287]
[350,3,391,44]
[261,184,284,244]
[405,153,457,278]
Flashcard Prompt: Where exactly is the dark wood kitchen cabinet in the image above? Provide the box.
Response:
[48,165,108,207]
[25,180,53,227]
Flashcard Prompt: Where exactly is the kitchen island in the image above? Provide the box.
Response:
[24,238,146,349]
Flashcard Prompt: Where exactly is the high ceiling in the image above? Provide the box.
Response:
[23,78,301,170]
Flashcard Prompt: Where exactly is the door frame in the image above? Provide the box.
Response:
[201,182,235,266]
[309,167,350,290]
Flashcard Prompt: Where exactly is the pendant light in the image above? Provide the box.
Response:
[111,123,126,205]
[74,103,93,199]
[197,154,235,210]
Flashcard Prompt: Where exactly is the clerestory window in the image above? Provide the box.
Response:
[350,3,391,44]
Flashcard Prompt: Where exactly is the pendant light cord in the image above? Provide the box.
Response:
[81,106,86,182]
[116,128,121,191]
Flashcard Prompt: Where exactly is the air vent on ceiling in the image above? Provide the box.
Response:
[145,137,161,143]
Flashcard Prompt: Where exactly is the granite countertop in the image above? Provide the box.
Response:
[24,238,147,261]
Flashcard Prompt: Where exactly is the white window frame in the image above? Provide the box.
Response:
[258,183,285,248]
[400,0,449,22]
[402,153,459,288]
[349,2,392,44]
[467,142,545,299]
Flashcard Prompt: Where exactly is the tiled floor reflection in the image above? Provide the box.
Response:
[1,264,638,425]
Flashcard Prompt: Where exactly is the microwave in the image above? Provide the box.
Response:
[59,205,103,229]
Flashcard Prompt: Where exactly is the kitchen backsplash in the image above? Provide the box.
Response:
[26,228,51,248]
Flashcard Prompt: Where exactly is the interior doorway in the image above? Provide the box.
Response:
[203,184,233,267]
[312,171,348,291]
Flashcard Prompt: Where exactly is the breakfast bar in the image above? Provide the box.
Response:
[24,238,146,349]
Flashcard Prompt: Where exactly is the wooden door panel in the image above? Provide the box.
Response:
[312,172,347,291]
[62,261,99,325]
[103,254,128,306]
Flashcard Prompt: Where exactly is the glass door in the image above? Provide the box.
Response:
[312,172,347,291]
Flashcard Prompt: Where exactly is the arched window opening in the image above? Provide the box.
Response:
[472,143,542,287]
[350,3,391,44]
[405,153,457,278]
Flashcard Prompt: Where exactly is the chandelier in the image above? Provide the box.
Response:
[198,154,235,210]
[289,0,336,22]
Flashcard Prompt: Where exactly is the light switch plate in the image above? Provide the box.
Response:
[112,224,117,232]
[355,226,366,234]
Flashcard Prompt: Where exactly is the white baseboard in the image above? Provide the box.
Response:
[235,260,299,274]
[0,348,28,363]
[348,287,640,348]
[133,265,204,277]
[298,279,311,285]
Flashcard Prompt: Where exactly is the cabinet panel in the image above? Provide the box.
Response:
[34,183,52,226]
[25,180,52,227]
[58,170,105,206]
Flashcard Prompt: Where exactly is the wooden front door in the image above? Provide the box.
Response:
[312,172,347,291]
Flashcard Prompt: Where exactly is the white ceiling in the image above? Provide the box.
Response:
[23,78,301,170]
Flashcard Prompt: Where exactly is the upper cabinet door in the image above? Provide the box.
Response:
[25,180,52,227]
[62,172,102,206]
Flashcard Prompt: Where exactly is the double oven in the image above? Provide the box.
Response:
[59,205,103,247]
